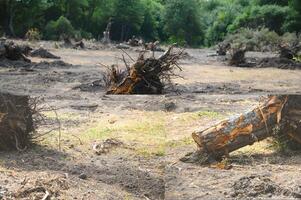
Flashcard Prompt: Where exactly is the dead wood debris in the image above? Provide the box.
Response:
[0,93,34,151]
[92,138,124,155]
[62,37,85,49]
[143,41,164,52]
[0,40,63,69]
[103,45,183,94]
[182,95,301,165]
[127,36,141,47]
[10,175,69,199]
[0,40,31,62]
[217,42,231,56]
[30,47,60,59]
[119,36,164,52]
[228,46,251,67]
[0,93,60,151]
[227,42,301,69]
[231,175,301,199]
[279,42,301,60]
[257,57,301,69]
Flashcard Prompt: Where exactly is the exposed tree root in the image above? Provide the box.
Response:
[103,45,183,94]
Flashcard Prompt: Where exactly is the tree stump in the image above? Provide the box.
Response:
[0,93,34,151]
[0,41,31,62]
[229,48,246,66]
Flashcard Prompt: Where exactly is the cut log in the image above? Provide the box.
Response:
[190,95,300,161]
[0,92,34,151]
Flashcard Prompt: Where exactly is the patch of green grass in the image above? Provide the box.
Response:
[173,110,224,126]
[82,112,166,145]
[124,193,134,200]
[293,55,301,62]
[136,145,166,157]
[42,111,81,121]
[166,137,194,148]
[38,110,227,158]
[196,111,224,119]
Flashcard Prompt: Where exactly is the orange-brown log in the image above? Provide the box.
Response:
[192,95,291,159]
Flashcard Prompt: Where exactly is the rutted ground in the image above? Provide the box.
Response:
[0,40,300,199]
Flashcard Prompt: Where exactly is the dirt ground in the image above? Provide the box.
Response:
[0,40,300,200]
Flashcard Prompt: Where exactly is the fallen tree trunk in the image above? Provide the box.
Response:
[0,93,34,151]
[189,95,300,161]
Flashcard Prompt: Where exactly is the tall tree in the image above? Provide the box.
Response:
[111,0,145,41]
[0,0,16,36]
[163,0,203,46]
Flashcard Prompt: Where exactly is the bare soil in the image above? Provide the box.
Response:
[0,40,300,200]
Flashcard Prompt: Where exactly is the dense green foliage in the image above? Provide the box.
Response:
[0,0,300,46]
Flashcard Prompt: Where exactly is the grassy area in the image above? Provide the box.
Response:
[41,110,226,157]
[42,111,81,121]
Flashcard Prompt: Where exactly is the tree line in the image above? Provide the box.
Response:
[0,0,300,46]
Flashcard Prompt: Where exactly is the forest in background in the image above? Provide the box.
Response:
[0,0,300,47]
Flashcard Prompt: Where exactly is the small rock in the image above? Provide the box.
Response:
[78,173,87,180]
[164,102,176,111]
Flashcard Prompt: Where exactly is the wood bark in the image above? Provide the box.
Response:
[0,92,34,151]
[229,48,246,66]
[279,95,301,146]
[0,41,30,62]
[191,95,300,159]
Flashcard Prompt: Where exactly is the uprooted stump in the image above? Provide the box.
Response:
[182,95,301,164]
[217,42,231,56]
[257,57,301,69]
[0,41,31,62]
[104,45,182,94]
[279,43,301,60]
[0,93,34,150]
[229,47,247,66]
[143,41,164,52]
[62,37,85,49]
